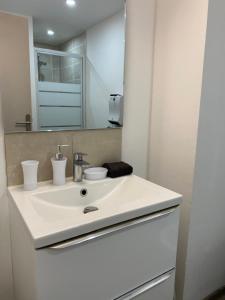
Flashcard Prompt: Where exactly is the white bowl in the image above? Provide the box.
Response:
[84,167,108,181]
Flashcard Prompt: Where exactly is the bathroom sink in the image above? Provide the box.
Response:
[29,179,123,221]
[8,175,182,249]
[32,178,120,208]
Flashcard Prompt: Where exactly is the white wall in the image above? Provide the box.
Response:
[183,0,225,298]
[122,0,156,178]
[0,94,14,300]
[148,0,208,298]
[125,1,225,299]
[86,11,125,128]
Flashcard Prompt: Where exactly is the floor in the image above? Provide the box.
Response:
[209,292,225,300]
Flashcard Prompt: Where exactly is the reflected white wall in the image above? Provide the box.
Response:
[86,10,125,128]
[122,0,156,178]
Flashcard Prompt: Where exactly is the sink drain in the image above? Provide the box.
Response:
[83,206,99,214]
[80,188,88,197]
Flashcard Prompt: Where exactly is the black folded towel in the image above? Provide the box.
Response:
[102,161,133,178]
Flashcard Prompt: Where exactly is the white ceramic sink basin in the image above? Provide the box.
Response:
[33,178,119,208]
[8,175,182,249]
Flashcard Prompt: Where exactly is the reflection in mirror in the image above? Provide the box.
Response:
[0,0,125,132]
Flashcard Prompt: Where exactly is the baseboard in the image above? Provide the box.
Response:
[204,286,225,300]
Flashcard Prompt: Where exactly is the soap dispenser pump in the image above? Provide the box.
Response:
[51,145,70,186]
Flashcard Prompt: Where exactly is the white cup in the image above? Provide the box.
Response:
[21,160,39,191]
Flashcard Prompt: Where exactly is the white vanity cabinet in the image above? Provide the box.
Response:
[10,203,180,300]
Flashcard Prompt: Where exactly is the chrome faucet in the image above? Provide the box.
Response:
[73,152,89,182]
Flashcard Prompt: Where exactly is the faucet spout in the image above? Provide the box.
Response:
[73,153,89,182]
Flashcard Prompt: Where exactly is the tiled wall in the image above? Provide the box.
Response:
[36,33,85,84]
[61,33,86,55]
[60,34,86,84]
[38,53,61,82]
[5,129,122,186]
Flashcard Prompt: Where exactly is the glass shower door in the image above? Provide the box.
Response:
[36,49,84,131]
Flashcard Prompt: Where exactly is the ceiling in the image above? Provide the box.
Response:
[0,0,124,45]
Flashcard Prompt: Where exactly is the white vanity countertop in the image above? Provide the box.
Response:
[8,175,182,249]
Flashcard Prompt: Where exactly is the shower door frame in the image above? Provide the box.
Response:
[34,47,86,131]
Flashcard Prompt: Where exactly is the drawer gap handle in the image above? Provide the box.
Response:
[114,270,174,300]
[48,207,177,250]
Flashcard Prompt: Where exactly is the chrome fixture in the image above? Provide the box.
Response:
[73,152,89,182]
[83,206,99,214]
[16,114,32,131]
[55,144,70,160]
[115,271,174,300]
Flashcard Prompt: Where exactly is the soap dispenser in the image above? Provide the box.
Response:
[51,145,69,186]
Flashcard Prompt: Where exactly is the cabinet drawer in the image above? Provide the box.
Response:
[115,270,175,300]
[36,207,180,300]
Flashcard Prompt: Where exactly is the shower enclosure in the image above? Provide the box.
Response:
[35,48,85,131]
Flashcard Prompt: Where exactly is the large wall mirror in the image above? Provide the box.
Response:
[0,0,125,133]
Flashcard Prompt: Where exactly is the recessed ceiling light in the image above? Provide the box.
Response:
[47,30,55,36]
[66,0,76,8]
